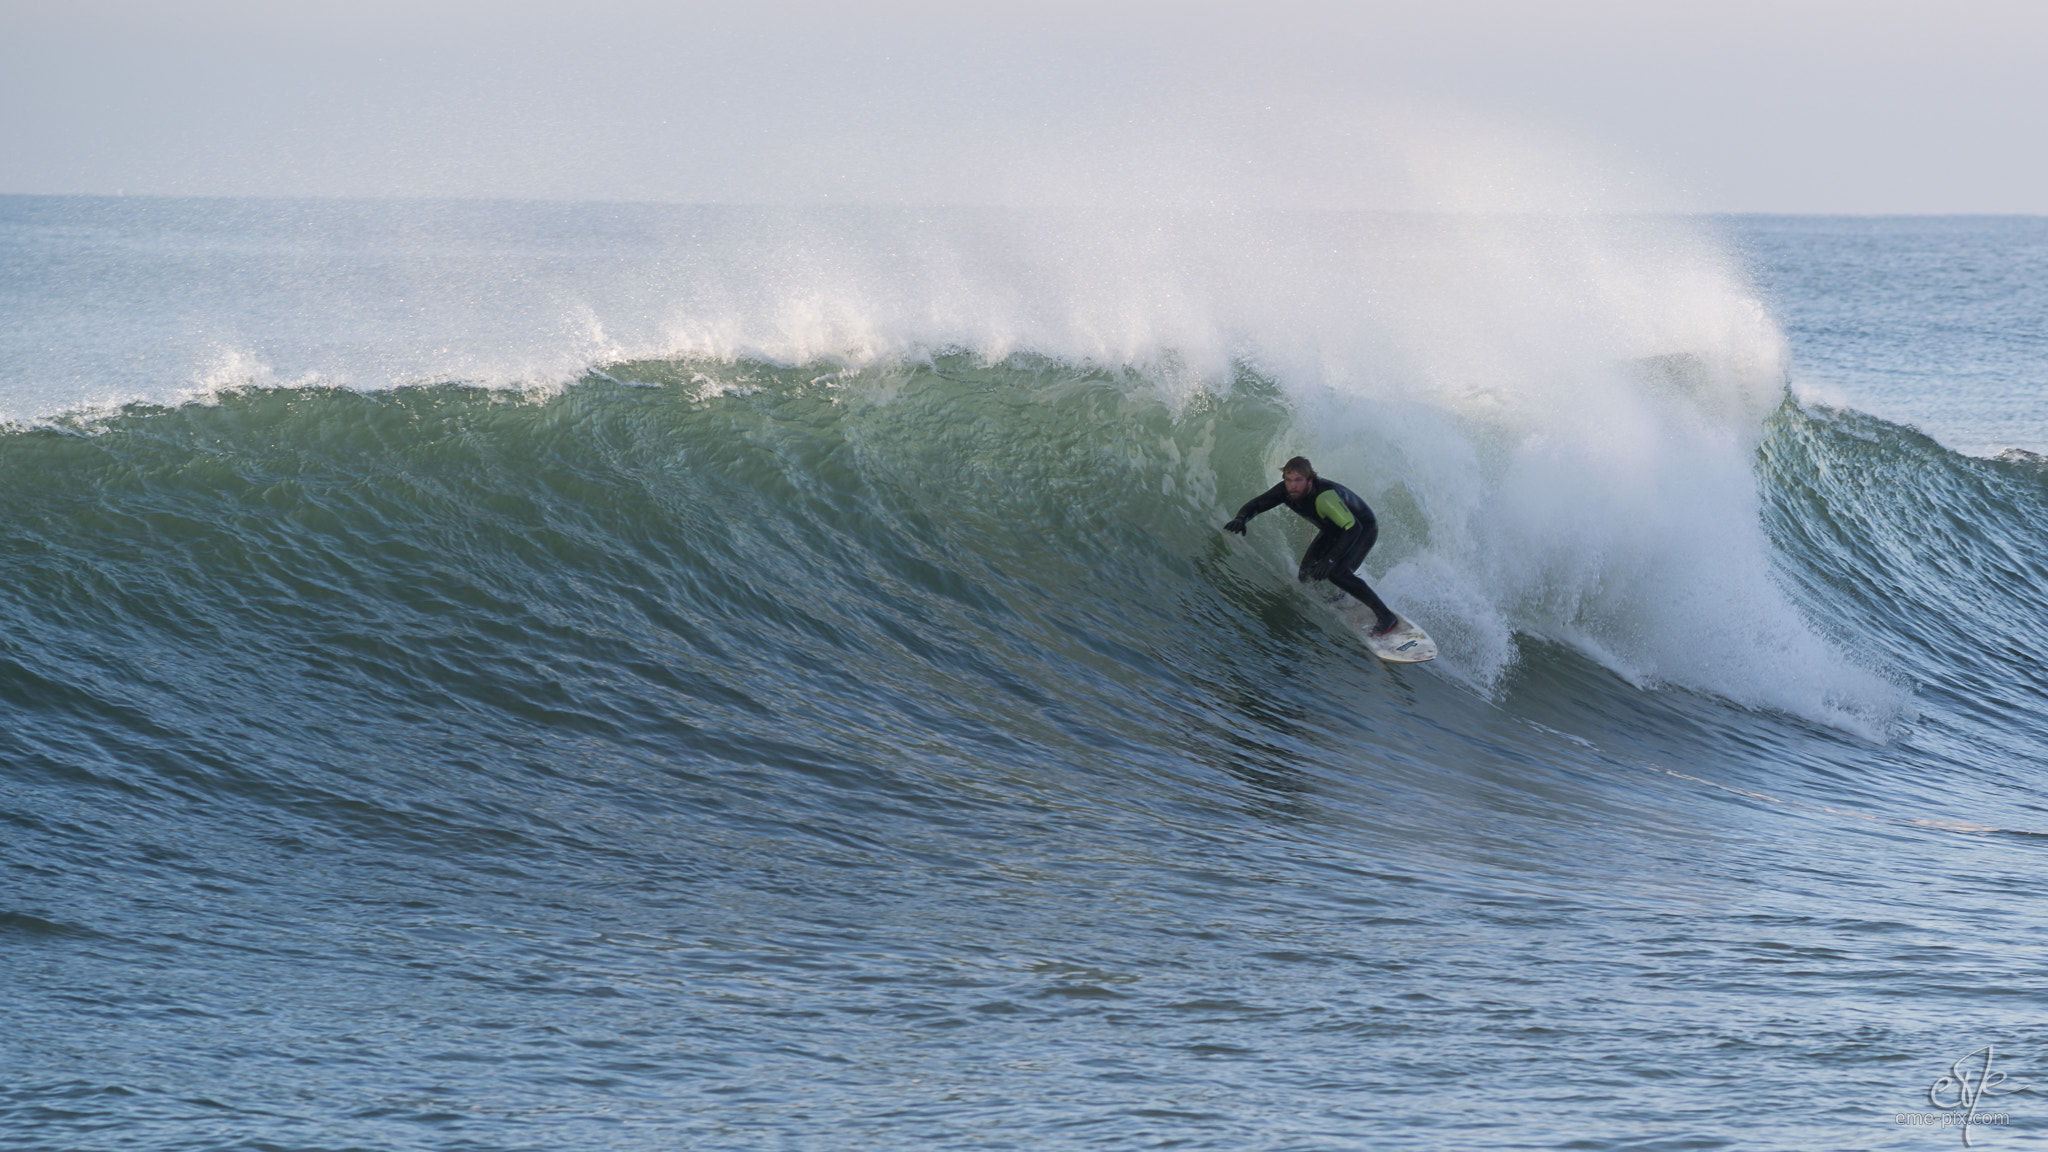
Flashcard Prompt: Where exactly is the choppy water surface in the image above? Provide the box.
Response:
[4,199,2046,1150]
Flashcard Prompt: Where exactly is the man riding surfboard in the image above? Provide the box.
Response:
[1224,456,1402,637]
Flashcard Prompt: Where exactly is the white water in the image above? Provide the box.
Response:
[1,197,1906,730]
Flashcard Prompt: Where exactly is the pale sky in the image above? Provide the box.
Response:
[4,0,2044,213]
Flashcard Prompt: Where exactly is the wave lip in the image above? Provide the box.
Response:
[1,350,1917,751]
[0,198,1926,735]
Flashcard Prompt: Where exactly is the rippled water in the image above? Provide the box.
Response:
[4,200,2046,1150]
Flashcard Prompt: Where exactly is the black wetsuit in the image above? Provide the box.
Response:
[1232,478,1398,632]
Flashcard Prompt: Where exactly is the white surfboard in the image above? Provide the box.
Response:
[1361,613,1437,663]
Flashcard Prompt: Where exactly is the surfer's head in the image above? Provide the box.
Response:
[1282,456,1316,500]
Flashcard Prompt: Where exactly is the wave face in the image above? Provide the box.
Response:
[6,199,2048,1151]
[0,198,1892,725]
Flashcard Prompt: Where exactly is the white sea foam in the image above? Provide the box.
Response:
[1144,211,1904,733]
[588,204,1901,731]
[0,167,1906,731]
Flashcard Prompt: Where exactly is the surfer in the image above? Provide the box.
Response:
[1224,456,1402,637]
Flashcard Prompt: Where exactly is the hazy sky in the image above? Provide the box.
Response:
[4,0,2043,212]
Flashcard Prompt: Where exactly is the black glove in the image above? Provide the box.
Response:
[1300,556,1334,581]
[1223,517,1247,536]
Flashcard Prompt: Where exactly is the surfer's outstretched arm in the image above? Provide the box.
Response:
[1223,482,1288,534]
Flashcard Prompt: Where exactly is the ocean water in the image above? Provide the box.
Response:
[3,197,2046,1151]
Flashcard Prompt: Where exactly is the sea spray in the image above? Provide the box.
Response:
[12,203,2048,1152]
[2,197,1905,729]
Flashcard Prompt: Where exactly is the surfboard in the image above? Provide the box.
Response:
[1361,613,1436,663]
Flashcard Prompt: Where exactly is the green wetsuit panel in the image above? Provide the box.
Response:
[1314,489,1356,530]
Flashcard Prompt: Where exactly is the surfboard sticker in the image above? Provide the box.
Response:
[1361,614,1437,664]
